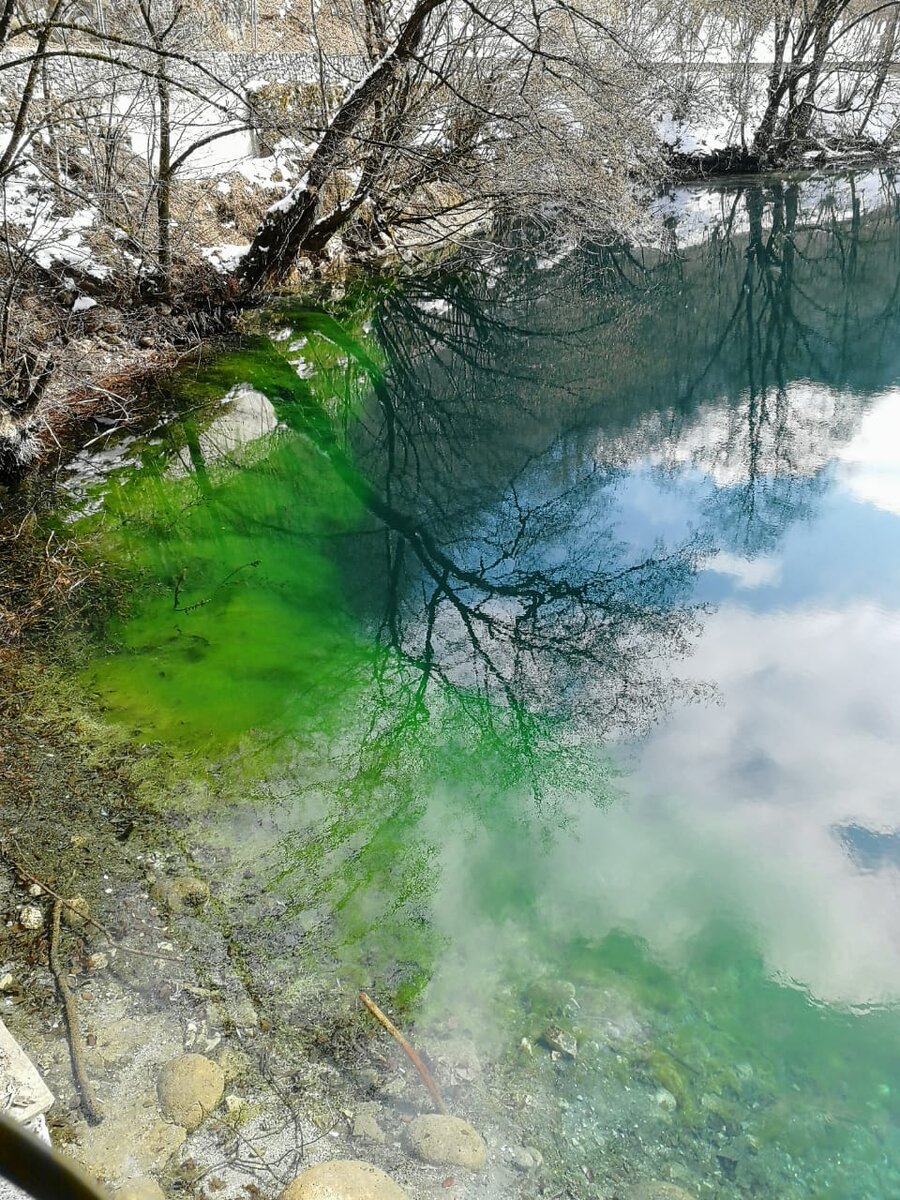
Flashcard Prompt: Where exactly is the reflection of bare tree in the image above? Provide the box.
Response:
[233,179,900,970]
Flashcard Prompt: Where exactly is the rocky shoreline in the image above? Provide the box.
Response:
[0,649,511,1200]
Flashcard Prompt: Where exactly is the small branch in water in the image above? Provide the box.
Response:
[358,991,447,1114]
[174,559,261,614]
[50,899,103,1125]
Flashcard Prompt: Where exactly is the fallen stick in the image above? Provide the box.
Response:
[49,899,103,1125]
[358,991,447,1115]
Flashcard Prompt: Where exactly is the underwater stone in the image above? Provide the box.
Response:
[404,1114,487,1171]
[62,896,91,929]
[18,906,43,930]
[150,877,210,914]
[115,1180,166,1200]
[351,1103,385,1144]
[540,1024,577,1059]
[524,979,577,1015]
[278,1160,408,1199]
[157,1054,224,1131]
[626,1184,697,1200]
[510,1145,543,1172]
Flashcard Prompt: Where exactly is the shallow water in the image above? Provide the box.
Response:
[68,170,900,1197]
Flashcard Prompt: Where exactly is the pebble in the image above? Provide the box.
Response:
[150,877,210,913]
[0,974,15,992]
[510,1145,543,1172]
[351,1103,386,1144]
[404,1114,487,1171]
[541,1024,577,1059]
[27,884,43,897]
[115,1180,166,1200]
[62,897,90,929]
[157,1053,224,1132]
[86,953,109,972]
[19,906,43,930]
[278,1160,407,1199]
[626,1184,697,1200]
[655,1087,677,1112]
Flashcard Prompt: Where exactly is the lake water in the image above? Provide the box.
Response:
[66,170,900,1198]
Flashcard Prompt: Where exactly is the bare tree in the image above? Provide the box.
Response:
[235,0,660,291]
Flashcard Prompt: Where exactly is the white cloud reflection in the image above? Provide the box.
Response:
[838,388,900,517]
[546,602,900,1008]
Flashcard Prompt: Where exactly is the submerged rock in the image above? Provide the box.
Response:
[150,877,210,914]
[115,1179,166,1200]
[72,1109,185,1187]
[404,1114,487,1171]
[351,1103,386,1144]
[157,1054,224,1131]
[62,896,91,929]
[524,979,577,1016]
[510,1145,543,1172]
[278,1160,407,1199]
[626,1184,697,1200]
[540,1024,577,1059]
[18,906,43,930]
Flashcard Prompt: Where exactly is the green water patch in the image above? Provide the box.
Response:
[73,303,388,751]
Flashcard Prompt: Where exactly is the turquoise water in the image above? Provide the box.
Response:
[66,170,900,1196]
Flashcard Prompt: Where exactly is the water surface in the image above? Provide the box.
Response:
[67,169,900,1198]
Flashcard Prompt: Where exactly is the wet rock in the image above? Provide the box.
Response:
[351,1103,385,1144]
[404,1114,487,1171]
[62,897,90,929]
[510,1145,543,1172]
[157,1054,224,1131]
[150,877,209,914]
[433,1038,482,1084]
[626,1184,697,1200]
[655,1087,677,1112]
[0,1018,54,1122]
[278,1160,407,1199]
[115,1179,166,1200]
[18,906,43,930]
[379,1077,407,1099]
[216,1045,253,1083]
[540,1024,577,1059]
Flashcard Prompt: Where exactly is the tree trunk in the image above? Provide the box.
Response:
[236,0,447,293]
[155,55,172,292]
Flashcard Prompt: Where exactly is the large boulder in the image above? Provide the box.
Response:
[404,1114,487,1171]
[278,1160,407,1200]
[157,1054,224,1131]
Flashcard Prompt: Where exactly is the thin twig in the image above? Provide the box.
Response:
[50,899,102,1125]
[359,991,447,1114]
